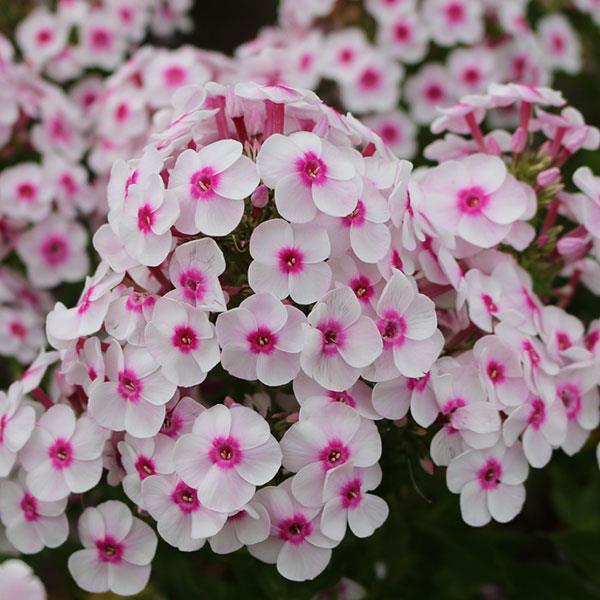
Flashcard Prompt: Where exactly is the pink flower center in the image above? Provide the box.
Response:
[380,123,400,144]
[558,383,581,420]
[125,170,139,197]
[342,200,366,228]
[17,182,37,202]
[527,398,546,430]
[319,439,350,471]
[209,436,243,469]
[441,397,466,434]
[297,152,327,186]
[318,320,347,356]
[178,268,207,302]
[407,372,431,392]
[136,204,155,233]
[551,33,565,54]
[171,481,200,513]
[91,29,112,50]
[277,247,304,275]
[482,294,498,314]
[36,28,53,45]
[359,67,381,91]
[117,369,142,402]
[77,286,94,314]
[377,310,407,348]
[340,478,362,509]
[338,48,355,64]
[171,325,199,354]
[458,186,489,215]
[463,68,480,86]
[445,1,465,24]
[477,458,503,490]
[96,536,124,564]
[585,330,600,352]
[523,341,541,368]
[394,22,411,42]
[247,326,278,355]
[9,320,27,340]
[191,168,219,200]
[50,116,71,143]
[161,410,183,438]
[40,235,69,266]
[349,275,374,304]
[0,414,7,445]
[556,331,572,351]
[425,83,444,102]
[278,514,313,545]
[60,173,78,196]
[20,492,39,522]
[134,456,156,480]
[486,361,505,384]
[326,390,356,408]
[164,65,187,87]
[115,103,129,122]
[48,438,73,470]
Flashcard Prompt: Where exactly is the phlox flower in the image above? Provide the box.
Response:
[447,442,529,527]
[15,8,67,68]
[118,434,175,508]
[104,289,156,345]
[144,297,220,387]
[77,13,127,71]
[0,307,44,364]
[20,405,106,501]
[68,500,157,596]
[248,219,331,305]
[300,286,382,391]
[19,349,59,395]
[257,131,360,223]
[364,110,417,159]
[0,383,36,476]
[372,372,438,426]
[0,476,68,554]
[166,238,226,311]
[248,480,338,582]
[320,463,388,540]
[321,29,368,83]
[537,14,581,75]
[503,395,567,468]
[420,154,529,248]
[280,402,381,507]
[159,395,204,439]
[64,337,106,395]
[423,0,484,47]
[0,560,46,600]
[405,64,456,125]
[88,341,177,438]
[169,140,259,236]
[447,47,496,95]
[376,9,429,64]
[363,270,443,381]
[208,501,271,554]
[97,87,149,143]
[216,293,305,386]
[329,255,383,313]
[174,404,282,512]
[16,216,89,289]
[44,155,90,217]
[429,366,501,466]
[0,163,53,223]
[539,305,589,364]
[142,473,227,551]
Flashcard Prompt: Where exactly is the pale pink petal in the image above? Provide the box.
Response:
[68,549,109,593]
[487,483,525,523]
[277,541,331,582]
[275,174,316,223]
[347,494,389,537]
[459,480,491,527]
[108,562,151,596]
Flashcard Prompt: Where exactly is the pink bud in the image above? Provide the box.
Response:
[536,167,560,188]
[251,184,269,208]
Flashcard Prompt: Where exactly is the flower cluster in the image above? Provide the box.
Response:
[236,0,593,158]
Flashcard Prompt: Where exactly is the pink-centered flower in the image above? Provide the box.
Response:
[20,405,106,501]
[447,442,529,527]
[363,270,443,381]
[280,402,381,507]
[320,463,388,540]
[144,297,220,387]
[248,219,332,305]
[88,341,177,438]
[257,131,360,223]
[174,404,282,513]
[169,140,260,236]
[248,480,338,582]
[300,286,382,391]
[0,559,46,599]
[420,154,528,248]
[216,293,305,386]
[68,500,157,596]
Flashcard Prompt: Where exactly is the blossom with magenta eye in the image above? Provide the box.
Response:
[20,405,106,502]
[300,286,382,391]
[248,218,332,305]
[280,402,381,507]
[257,131,360,223]
[144,297,220,387]
[68,500,157,596]
[447,442,529,527]
[174,404,282,513]
[216,292,306,386]
[363,270,443,382]
[168,139,260,236]
[88,340,177,438]
[248,480,338,582]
